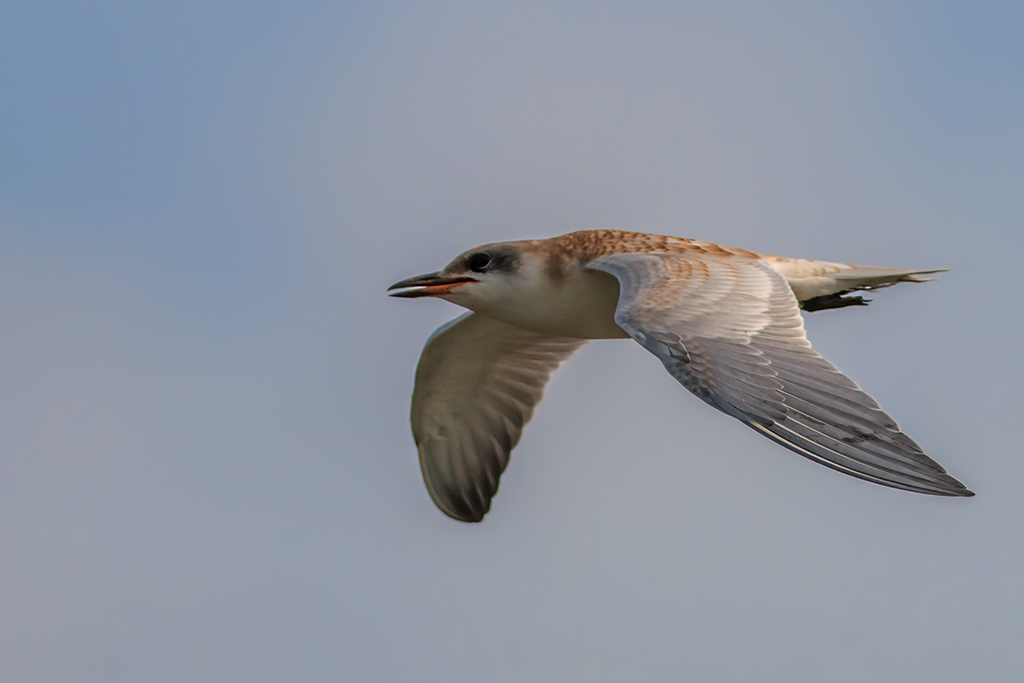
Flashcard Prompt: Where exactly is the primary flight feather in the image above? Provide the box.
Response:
[389,230,972,522]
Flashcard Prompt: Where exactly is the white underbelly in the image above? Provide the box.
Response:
[471,269,629,339]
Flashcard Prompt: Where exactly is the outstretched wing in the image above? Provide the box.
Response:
[411,312,586,522]
[588,253,973,497]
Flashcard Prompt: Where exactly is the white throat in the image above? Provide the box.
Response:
[446,258,629,339]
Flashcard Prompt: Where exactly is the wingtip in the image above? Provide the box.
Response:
[937,480,974,497]
[942,472,974,497]
[929,473,974,497]
[445,513,487,523]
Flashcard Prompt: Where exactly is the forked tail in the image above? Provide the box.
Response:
[761,255,947,312]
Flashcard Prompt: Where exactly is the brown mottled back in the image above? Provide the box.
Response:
[526,230,762,266]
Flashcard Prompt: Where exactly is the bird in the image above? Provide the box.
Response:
[388,230,973,522]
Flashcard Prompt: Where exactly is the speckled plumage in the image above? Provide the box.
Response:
[390,230,970,522]
[525,229,760,263]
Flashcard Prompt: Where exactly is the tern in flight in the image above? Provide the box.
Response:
[389,230,972,522]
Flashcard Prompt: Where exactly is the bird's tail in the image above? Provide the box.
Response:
[761,255,947,312]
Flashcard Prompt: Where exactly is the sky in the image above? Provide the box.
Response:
[2,1,1023,681]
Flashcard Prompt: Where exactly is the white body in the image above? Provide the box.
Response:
[446,258,628,339]
[443,250,941,340]
[390,230,968,522]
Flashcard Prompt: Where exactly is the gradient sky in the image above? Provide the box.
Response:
[2,2,1023,681]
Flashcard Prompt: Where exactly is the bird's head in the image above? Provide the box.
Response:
[388,242,529,312]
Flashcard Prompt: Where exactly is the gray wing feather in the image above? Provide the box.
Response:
[411,312,586,522]
[589,253,972,497]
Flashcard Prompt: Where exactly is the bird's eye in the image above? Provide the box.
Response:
[468,252,492,273]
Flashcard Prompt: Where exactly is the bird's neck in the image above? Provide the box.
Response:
[478,265,629,339]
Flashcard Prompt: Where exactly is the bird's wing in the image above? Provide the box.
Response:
[411,312,586,522]
[587,253,972,496]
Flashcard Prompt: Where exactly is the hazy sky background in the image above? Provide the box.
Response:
[2,1,1023,681]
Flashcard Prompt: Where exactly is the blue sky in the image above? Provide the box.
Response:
[2,2,1022,681]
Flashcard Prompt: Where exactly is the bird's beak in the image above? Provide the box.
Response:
[388,272,478,298]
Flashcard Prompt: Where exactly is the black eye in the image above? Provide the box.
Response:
[467,252,492,273]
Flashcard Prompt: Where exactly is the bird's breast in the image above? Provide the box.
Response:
[482,268,629,339]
